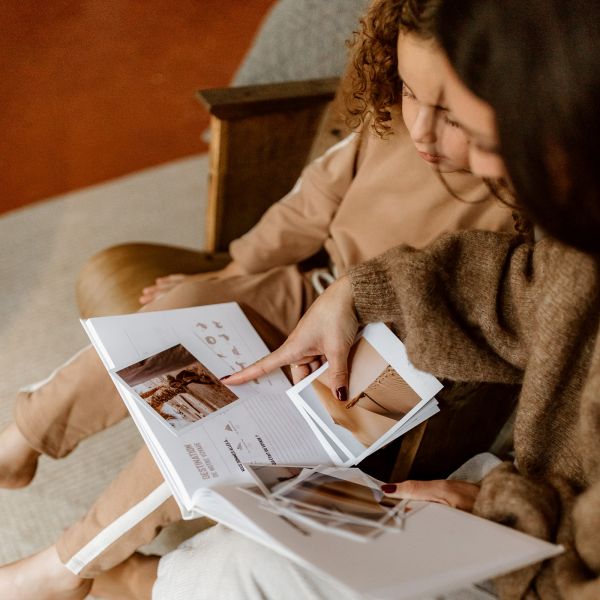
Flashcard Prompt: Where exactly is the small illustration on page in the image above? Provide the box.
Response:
[192,319,263,385]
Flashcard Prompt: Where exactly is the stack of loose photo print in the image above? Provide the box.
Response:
[83,302,562,599]
[245,464,416,542]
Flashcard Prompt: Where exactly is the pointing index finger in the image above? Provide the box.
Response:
[221,348,290,385]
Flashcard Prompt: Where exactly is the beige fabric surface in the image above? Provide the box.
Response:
[0,155,209,567]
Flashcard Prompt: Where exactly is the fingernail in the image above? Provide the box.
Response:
[381,484,397,494]
[219,375,230,381]
[336,386,348,401]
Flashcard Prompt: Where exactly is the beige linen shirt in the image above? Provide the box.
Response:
[230,113,514,275]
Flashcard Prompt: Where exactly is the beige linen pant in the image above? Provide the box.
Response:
[14,265,317,577]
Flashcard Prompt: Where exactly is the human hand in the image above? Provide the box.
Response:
[222,276,359,399]
[139,261,245,305]
[381,480,480,512]
[289,357,325,384]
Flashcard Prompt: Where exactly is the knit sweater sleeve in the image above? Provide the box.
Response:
[348,230,549,384]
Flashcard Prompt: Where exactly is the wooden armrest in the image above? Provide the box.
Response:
[76,243,230,318]
[197,78,339,120]
[196,78,350,253]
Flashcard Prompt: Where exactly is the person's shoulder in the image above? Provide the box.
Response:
[542,235,599,274]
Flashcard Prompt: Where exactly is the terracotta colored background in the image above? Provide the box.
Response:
[0,0,274,214]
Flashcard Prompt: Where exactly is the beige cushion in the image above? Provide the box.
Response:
[76,243,230,318]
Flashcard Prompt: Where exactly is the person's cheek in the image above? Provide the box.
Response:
[401,99,416,139]
[468,148,507,179]
[439,127,469,171]
[452,131,471,170]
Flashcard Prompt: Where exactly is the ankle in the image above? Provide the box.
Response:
[0,546,92,600]
[2,422,40,453]
[91,553,159,600]
[0,423,40,488]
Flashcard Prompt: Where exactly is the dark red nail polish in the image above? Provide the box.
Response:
[336,386,348,401]
[219,375,230,381]
[381,484,397,494]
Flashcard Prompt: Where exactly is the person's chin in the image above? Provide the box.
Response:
[436,163,460,174]
[427,159,467,174]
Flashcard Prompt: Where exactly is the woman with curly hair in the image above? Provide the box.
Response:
[0,1,515,597]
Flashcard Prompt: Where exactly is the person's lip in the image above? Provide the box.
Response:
[417,150,443,164]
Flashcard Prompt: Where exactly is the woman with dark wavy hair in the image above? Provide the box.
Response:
[229,0,600,597]
[0,1,518,599]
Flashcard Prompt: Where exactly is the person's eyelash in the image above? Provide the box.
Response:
[401,87,415,99]
[443,114,460,128]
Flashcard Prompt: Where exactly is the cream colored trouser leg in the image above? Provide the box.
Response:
[154,525,362,600]
[14,266,316,577]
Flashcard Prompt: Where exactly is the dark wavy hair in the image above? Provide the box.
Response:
[436,0,600,253]
[347,0,443,135]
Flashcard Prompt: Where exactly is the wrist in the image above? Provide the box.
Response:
[221,261,247,277]
[334,275,355,309]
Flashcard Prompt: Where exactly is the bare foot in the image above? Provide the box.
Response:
[138,261,245,305]
[0,423,40,488]
[0,546,92,600]
[91,552,159,600]
[139,273,188,305]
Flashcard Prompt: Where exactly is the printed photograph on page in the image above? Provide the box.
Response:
[115,343,238,433]
[296,336,423,455]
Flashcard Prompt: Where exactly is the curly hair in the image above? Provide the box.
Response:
[347,0,443,135]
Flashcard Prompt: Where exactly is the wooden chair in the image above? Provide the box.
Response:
[76,77,517,483]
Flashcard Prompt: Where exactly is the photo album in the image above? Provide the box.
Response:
[82,302,562,599]
[82,302,440,516]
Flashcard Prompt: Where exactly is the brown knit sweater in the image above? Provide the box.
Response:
[350,231,600,599]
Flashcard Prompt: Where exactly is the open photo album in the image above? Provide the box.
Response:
[82,302,562,599]
[205,464,562,600]
[82,303,441,517]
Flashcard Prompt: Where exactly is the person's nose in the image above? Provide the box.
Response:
[410,106,437,145]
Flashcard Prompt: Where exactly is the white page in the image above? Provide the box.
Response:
[84,308,442,514]
[214,484,563,600]
[83,304,334,511]
[84,303,289,390]
[288,323,443,465]
[117,383,197,516]
[122,381,335,512]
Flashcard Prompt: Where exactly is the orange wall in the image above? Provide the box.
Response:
[0,1,274,214]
